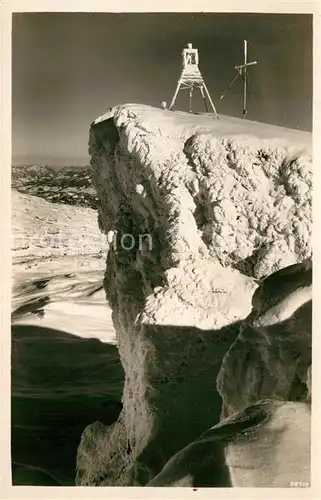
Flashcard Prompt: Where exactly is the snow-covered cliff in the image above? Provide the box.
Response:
[76,104,312,486]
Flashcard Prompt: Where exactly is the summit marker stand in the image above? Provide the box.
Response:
[220,40,258,118]
[169,43,218,117]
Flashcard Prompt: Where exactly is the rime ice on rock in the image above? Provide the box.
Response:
[76,104,312,486]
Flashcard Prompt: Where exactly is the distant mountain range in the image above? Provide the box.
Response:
[12,154,89,167]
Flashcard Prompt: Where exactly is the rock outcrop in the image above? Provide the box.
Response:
[148,399,311,487]
[217,259,312,417]
[76,104,312,486]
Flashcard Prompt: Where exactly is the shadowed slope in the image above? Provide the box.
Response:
[12,325,124,485]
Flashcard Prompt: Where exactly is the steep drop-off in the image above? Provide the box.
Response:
[76,104,312,486]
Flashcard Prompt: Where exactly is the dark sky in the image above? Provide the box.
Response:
[12,12,312,166]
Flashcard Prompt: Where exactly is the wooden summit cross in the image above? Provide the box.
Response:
[169,43,218,117]
[220,40,258,118]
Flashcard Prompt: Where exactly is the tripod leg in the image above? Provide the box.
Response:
[203,82,219,118]
[189,86,193,113]
[200,86,208,113]
[169,80,182,110]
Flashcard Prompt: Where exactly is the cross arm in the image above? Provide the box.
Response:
[235,61,258,70]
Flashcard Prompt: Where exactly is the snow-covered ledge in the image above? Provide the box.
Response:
[76,104,312,486]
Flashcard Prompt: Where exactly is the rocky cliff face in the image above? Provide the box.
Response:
[76,104,312,486]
